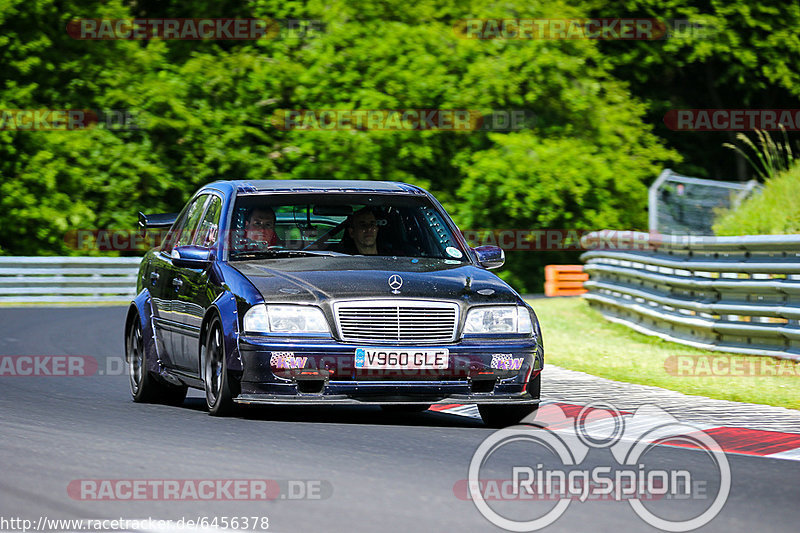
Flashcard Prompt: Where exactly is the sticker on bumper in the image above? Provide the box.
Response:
[270,352,308,369]
[491,353,523,370]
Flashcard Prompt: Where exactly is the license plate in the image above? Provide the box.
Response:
[354,347,449,370]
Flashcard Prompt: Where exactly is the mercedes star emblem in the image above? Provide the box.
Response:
[388,274,403,294]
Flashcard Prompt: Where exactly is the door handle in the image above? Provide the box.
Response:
[172,278,183,290]
[149,272,160,286]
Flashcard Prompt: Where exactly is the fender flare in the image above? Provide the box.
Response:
[125,288,161,375]
[199,291,243,380]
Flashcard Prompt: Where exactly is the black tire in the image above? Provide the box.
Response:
[204,317,238,416]
[479,374,541,428]
[127,317,187,405]
[380,404,431,413]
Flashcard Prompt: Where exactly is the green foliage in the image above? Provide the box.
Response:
[582,0,800,179]
[4,0,793,291]
[0,0,160,255]
[712,163,800,235]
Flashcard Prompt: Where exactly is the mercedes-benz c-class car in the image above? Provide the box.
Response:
[126,180,543,426]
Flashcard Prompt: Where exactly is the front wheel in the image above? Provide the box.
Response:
[204,317,238,416]
[127,317,187,406]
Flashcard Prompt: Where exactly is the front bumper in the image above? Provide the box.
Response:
[234,392,540,406]
[235,335,543,404]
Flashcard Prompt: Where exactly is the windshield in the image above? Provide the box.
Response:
[228,193,468,262]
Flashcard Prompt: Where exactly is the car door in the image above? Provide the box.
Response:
[149,205,195,368]
[157,194,210,369]
[171,194,223,375]
[147,249,173,364]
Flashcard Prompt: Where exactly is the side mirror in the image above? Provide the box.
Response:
[172,245,214,268]
[474,245,504,269]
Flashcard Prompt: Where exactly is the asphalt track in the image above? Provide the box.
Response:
[1,306,798,533]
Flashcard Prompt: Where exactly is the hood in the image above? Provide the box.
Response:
[230,256,522,305]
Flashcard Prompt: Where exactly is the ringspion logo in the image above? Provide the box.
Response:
[465,402,730,531]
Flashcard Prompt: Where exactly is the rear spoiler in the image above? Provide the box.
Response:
[138,211,178,237]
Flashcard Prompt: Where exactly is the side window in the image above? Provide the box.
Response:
[195,196,222,247]
[161,210,190,254]
[164,195,209,254]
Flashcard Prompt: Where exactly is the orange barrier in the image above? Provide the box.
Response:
[544,265,588,297]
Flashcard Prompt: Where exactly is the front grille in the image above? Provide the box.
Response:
[335,300,459,343]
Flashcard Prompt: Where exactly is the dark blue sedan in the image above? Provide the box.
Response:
[126,180,543,426]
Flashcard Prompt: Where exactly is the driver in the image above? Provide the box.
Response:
[243,207,279,248]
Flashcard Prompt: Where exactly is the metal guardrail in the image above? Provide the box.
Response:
[0,256,141,303]
[580,231,800,361]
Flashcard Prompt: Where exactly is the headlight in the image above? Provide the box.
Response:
[464,306,534,335]
[243,304,330,334]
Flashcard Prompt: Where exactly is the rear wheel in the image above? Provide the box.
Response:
[478,374,540,428]
[127,317,187,405]
[204,317,238,416]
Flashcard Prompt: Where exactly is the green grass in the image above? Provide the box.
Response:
[527,297,800,410]
[713,162,800,235]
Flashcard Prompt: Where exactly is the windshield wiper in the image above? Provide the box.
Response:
[230,249,345,260]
